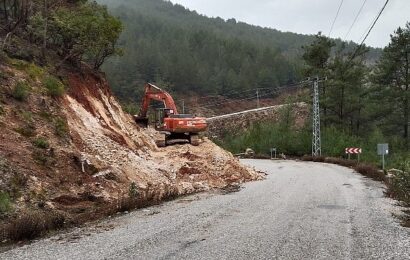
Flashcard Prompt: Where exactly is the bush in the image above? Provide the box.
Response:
[15,125,36,137]
[6,210,65,241]
[0,192,12,215]
[43,76,65,97]
[33,137,50,149]
[389,160,410,205]
[301,155,313,161]
[54,117,68,137]
[312,156,325,162]
[26,63,44,79]
[354,164,385,182]
[12,81,30,101]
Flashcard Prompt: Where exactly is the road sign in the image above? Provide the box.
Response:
[345,148,362,154]
[377,143,389,170]
[377,144,389,155]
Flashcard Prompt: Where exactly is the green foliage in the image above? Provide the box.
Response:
[47,1,123,69]
[122,103,139,115]
[54,117,68,137]
[372,23,410,149]
[10,59,29,70]
[20,111,33,122]
[391,160,410,205]
[302,33,335,76]
[0,192,12,215]
[43,76,65,97]
[15,125,36,137]
[26,63,45,80]
[38,111,53,122]
[12,81,30,101]
[33,137,50,149]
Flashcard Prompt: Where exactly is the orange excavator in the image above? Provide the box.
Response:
[134,83,208,147]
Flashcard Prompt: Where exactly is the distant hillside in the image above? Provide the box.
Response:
[97,0,381,103]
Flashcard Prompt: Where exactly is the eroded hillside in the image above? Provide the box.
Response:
[0,58,263,241]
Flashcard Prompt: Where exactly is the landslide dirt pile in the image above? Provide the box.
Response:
[0,59,262,234]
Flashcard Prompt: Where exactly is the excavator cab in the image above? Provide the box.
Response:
[154,108,175,130]
[134,83,207,147]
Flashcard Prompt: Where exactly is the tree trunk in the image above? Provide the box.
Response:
[3,0,8,23]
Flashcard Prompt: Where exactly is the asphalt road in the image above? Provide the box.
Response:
[1,160,409,260]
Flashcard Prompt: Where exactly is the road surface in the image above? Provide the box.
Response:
[1,160,409,259]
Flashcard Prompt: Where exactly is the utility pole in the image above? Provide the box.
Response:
[256,88,260,108]
[312,77,321,157]
[182,100,185,114]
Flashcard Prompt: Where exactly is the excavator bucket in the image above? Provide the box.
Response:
[134,116,149,127]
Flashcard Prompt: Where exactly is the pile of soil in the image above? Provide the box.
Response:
[0,61,263,226]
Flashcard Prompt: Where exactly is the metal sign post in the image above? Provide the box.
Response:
[377,143,389,170]
[270,148,277,159]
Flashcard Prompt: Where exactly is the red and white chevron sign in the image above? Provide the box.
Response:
[345,148,362,154]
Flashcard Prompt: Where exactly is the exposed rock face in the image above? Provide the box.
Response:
[0,62,263,224]
[207,103,309,139]
[63,72,264,202]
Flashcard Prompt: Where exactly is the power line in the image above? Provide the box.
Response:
[328,0,345,37]
[349,0,390,62]
[344,0,368,41]
[198,81,307,110]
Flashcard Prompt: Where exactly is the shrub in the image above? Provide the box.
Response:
[15,125,36,137]
[354,164,385,182]
[389,168,410,205]
[6,210,65,241]
[33,137,50,149]
[312,156,325,162]
[301,155,313,161]
[54,117,68,137]
[324,157,358,168]
[43,76,65,97]
[33,151,48,165]
[122,103,139,115]
[26,63,44,79]
[12,81,30,101]
[10,172,28,199]
[0,192,12,215]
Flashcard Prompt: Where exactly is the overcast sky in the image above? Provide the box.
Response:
[169,0,409,48]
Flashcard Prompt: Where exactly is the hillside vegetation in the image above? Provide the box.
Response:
[0,0,262,243]
[219,27,409,175]
[97,0,381,104]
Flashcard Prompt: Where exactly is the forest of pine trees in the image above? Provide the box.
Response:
[97,0,381,104]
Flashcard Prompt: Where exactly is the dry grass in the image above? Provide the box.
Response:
[354,164,385,182]
[4,210,65,241]
[302,156,384,182]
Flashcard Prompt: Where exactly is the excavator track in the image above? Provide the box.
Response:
[190,134,200,146]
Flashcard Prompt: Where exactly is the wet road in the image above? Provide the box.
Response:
[1,160,409,259]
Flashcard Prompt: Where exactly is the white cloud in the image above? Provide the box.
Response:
[170,0,409,48]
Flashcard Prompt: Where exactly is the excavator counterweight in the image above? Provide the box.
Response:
[134,83,207,147]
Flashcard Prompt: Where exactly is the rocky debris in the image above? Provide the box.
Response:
[207,102,308,139]
[61,72,263,209]
[0,63,263,228]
